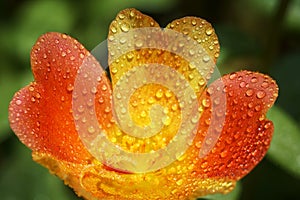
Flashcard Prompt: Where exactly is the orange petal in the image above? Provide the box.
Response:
[193,70,278,180]
[9,32,112,163]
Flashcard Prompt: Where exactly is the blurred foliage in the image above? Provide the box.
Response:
[0,0,300,199]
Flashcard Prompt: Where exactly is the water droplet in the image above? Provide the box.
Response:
[246,125,253,133]
[29,86,35,92]
[213,97,220,105]
[247,110,254,117]
[251,77,258,83]
[165,90,172,98]
[261,82,269,88]
[198,78,206,86]
[248,102,254,108]
[147,97,155,104]
[111,67,118,74]
[176,179,183,186]
[201,161,208,168]
[91,87,97,94]
[163,116,171,126]
[189,49,195,55]
[191,19,197,26]
[140,110,147,118]
[202,55,210,63]
[246,89,254,96]
[67,84,74,92]
[80,53,85,59]
[120,23,130,32]
[135,39,143,48]
[202,98,210,107]
[121,107,127,114]
[118,13,125,20]
[256,91,266,99]
[229,73,237,80]
[171,104,178,111]
[126,52,134,61]
[16,99,22,105]
[120,37,127,44]
[77,105,84,113]
[205,28,213,36]
[220,150,228,158]
[102,84,107,91]
[129,10,135,18]
[98,97,104,104]
[156,89,163,99]
[255,105,261,111]
[264,122,272,129]
[239,81,246,88]
[70,55,75,61]
[61,52,66,57]
[191,116,199,124]
[111,26,117,33]
[88,126,95,134]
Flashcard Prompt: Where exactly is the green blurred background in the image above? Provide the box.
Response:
[1,0,300,199]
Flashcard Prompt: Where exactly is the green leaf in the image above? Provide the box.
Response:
[0,142,78,200]
[198,181,241,200]
[11,0,75,62]
[267,106,300,178]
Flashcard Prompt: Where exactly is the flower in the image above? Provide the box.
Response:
[9,8,278,200]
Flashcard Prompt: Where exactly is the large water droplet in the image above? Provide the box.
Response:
[205,28,213,36]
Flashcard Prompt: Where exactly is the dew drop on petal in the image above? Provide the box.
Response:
[261,81,269,88]
[202,55,210,63]
[111,26,117,33]
[256,91,266,99]
[16,99,22,105]
[171,104,178,111]
[156,89,163,99]
[67,84,74,92]
[202,98,210,108]
[102,84,107,91]
[239,81,246,88]
[255,105,261,111]
[246,89,254,97]
[98,97,104,104]
[191,19,197,26]
[229,73,237,80]
[88,126,95,134]
[120,23,130,32]
[205,28,213,36]
[251,77,258,83]
[111,67,118,74]
[135,39,143,48]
